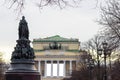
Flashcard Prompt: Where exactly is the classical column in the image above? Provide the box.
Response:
[64,61,66,77]
[44,60,47,77]
[51,60,53,77]
[57,60,59,77]
[69,60,72,74]
[38,61,41,72]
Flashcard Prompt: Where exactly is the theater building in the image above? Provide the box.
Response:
[32,35,83,80]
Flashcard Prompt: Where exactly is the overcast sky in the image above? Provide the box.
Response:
[0,0,103,62]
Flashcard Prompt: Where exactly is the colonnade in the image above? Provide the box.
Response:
[37,60,76,77]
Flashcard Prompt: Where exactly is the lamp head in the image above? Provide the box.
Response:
[107,49,111,56]
[97,49,103,56]
[102,41,108,49]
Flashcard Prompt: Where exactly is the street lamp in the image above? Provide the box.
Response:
[107,49,112,80]
[97,41,111,80]
[97,48,102,80]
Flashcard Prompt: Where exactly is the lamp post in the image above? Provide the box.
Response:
[97,49,102,80]
[108,49,112,80]
[97,41,111,80]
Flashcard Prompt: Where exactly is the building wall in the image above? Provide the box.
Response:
[33,42,50,50]
[33,36,82,80]
[33,42,80,51]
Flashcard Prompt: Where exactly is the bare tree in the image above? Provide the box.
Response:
[2,0,107,15]
[0,52,5,80]
[4,0,82,13]
[111,60,120,80]
[82,34,104,59]
[99,0,120,50]
[63,52,94,80]
[82,34,118,80]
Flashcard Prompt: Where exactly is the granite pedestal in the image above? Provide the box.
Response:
[5,60,41,80]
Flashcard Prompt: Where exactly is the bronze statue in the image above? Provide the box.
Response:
[11,16,35,60]
[5,16,40,80]
[19,16,29,39]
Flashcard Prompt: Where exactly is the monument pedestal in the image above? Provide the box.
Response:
[5,72,40,80]
[5,16,40,80]
[5,60,41,80]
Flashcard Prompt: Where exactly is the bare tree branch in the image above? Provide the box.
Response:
[98,0,120,50]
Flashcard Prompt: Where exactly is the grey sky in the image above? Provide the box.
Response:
[0,0,102,61]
